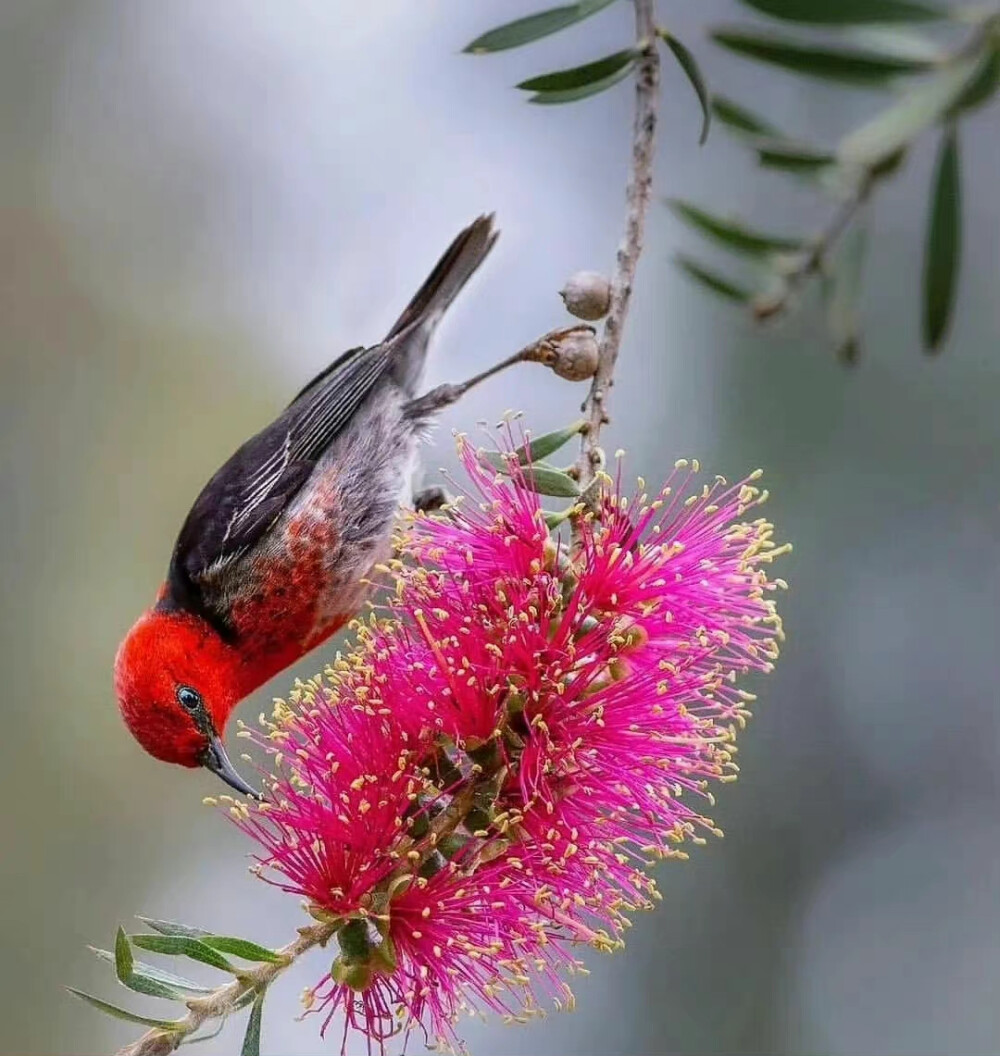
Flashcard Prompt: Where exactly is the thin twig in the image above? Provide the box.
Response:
[115,754,505,1055]
[576,0,661,496]
[115,920,337,1056]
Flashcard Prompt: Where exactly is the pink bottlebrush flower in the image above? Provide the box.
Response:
[232,426,787,1054]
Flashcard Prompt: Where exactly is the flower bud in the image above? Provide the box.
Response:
[331,956,372,991]
[560,270,612,320]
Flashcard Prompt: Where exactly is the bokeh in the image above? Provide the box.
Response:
[2,2,999,1053]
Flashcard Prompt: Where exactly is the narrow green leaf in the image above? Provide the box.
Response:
[131,934,238,974]
[522,465,581,498]
[528,59,635,103]
[67,988,180,1030]
[675,255,753,304]
[844,26,945,64]
[951,45,1000,114]
[241,992,265,1056]
[733,0,947,24]
[668,199,803,256]
[202,937,283,964]
[711,26,935,84]
[839,55,983,167]
[517,421,586,464]
[923,124,961,351]
[711,95,779,137]
[519,49,635,91]
[137,917,211,940]
[464,0,619,53]
[755,138,837,173]
[91,948,211,997]
[114,926,134,983]
[660,33,711,144]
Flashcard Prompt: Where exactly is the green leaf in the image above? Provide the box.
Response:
[668,199,803,256]
[464,0,619,53]
[520,49,635,93]
[516,421,586,464]
[114,926,134,982]
[527,60,635,103]
[755,138,837,174]
[660,33,711,144]
[201,937,284,964]
[91,948,211,998]
[137,917,210,940]
[241,992,265,1056]
[733,0,947,24]
[67,988,180,1030]
[843,26,945,64]
[923,124,961,352]
[951,45,1000,114]
[838,55,983,167]
[675,255,753,304]
[521,464,581,498]
[711,95,780,137]
[710,26,935,84]
[131,934,239,974]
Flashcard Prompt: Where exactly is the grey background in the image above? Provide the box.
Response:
[2,1,999,1053]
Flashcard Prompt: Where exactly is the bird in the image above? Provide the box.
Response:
[114,216,499,797]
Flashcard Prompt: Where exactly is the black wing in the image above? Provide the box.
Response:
[165,341,393,626]
[163,214,499,630]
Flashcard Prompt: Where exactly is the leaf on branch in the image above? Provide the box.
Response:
[137,917,211,939]
[515,420,587,464]
[710,26,936,84]
[91,948,211,998]
[522,464,582,498]
[675,255,753,304]
[67,988,181,1030]
[130,934,239,974]
[520,50,636,104]
[660,33,711,144]
[464,0,619,54]
[478,451,581,499]
[114,925,134,981]
[241,992,265,1056]
[755,138,837,174]
[711,95,780,137]
[838,54,984,167]
[923,123,961,352]
[951,44,1000,115]
[201,937,284,964]
[527,65,635,103]
[668,199,804,256]
[732,0,947,24]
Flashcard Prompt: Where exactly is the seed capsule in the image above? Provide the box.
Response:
[560,271,612,321]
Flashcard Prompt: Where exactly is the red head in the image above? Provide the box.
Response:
[114,607,258,796]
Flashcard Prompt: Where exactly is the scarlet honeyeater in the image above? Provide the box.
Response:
[114,216,499,795]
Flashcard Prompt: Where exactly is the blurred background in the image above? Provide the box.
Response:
[2,1,999,1053]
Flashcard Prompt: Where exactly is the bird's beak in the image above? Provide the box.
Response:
[202,736,261,800]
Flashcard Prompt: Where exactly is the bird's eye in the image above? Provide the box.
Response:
[176,686,202,712]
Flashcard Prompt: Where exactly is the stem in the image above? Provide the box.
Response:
[115,753,504,1056]
[576,0,661,496]
[115,920,338,1056]
[767,171,874,310]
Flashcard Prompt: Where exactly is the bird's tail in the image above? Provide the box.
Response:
[385,214,499,392]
